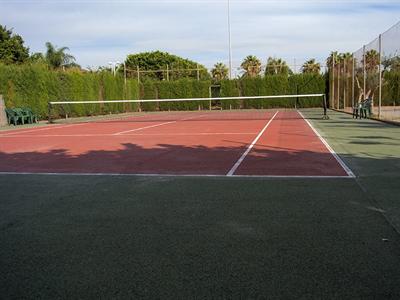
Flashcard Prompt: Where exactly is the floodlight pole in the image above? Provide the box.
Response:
[363,45,366,99]
[227,0,233,79]
[378,34,382,118]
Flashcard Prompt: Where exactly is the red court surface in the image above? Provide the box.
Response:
[0,110,353,177]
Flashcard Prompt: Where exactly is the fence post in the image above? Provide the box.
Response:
[208,86,212,110]
[166,64,170,81]
[363,45,366,99]
[332,54,335,109]
[337,60,340,109]
[352,55,355,108]
[197,64,200,81]
[343,58,346,109]
[378,34,382,118]
[137,66,140,84]
[124,62,127,85]
[0,95,7,126]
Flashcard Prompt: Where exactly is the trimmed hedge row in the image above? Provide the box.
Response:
[220,74,326,109]
[0,64,327,120]
[140,79,211,111]
[0,63,139,119]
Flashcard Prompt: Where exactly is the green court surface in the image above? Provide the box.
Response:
[1,109,400,298]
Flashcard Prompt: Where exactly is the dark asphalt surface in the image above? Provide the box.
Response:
[1,109,400,299]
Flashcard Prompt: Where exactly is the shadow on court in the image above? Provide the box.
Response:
[0,141,348,176]
[1,109,400,298]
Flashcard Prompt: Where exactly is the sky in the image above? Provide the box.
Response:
[1,0,400,75]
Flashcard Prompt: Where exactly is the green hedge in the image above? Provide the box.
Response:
[219,74,325,109]
[0,64,327,119]
[139,79,211,111]
[0,63,139,119]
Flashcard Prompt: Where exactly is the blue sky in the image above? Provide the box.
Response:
[1,0,400,74]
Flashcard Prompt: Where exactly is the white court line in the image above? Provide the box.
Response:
[113,114,206,135]
[0,123,88,136]
[226,111,279,176]
[113,121,176,135]
[0,112,164,136]
[297,110,355,178]
[0,132,258,138]
[0,171,355,179]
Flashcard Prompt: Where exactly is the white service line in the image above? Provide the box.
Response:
[297,110,355,178]
[226,111,279,176]
[113,114,205,135]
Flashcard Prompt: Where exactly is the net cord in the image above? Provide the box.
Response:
[49,94,325,105]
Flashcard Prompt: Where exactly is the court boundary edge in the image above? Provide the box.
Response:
[297,110,355,178]
[0,171,353,179]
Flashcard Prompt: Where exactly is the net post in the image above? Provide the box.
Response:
[48,102,53,124]
[322,94,329,119]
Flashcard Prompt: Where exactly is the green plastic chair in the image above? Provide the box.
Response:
[23,108,38,123]
[13,108,30,124]
[5,108,21,125]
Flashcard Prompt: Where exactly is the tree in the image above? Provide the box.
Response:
[240,55,261,78]
[211,62,228,81]
[301,59,321,74]
[44,42,76,69]
[382,56,400,72]
[265,57,291,76]
[0,25,29,64]
[363,49,379,73]
[124,51,209,81]
[326,51,339,70]
[29,52,45,63]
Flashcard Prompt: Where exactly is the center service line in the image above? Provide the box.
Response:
[113,114,205,135]
[227,111,279,176]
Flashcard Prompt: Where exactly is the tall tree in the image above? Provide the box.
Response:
[326,51,339,70]
[382,56,400,72]
[124,51,209,81]
[211,62,228,81]
[240,55,261,78]
[44,42,76,69]
[0,25,29,64]
[363,49,379,73]
[301,59,321,74]
[265,57,291,75]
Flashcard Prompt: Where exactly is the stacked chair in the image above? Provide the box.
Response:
[5,108,38,125]
[352,98,372,119]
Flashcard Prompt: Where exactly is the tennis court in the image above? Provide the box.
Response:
[1,108,400,298]
[0,108,352,177]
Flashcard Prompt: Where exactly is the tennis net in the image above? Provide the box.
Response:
[48,93,327,123]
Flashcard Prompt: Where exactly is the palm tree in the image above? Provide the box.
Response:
[45,42,76,69]
[326,51,341,108]
[265,57,291,75]
[326,51,340,70]
[363,49,379,73]
[340,53,353,108]
[301,59,321,74]
[211,62,229,81]
[240,55,261,78]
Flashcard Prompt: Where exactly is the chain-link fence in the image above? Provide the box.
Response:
[329,21,400,121]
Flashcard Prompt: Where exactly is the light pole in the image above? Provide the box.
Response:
[227,0,233,79]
